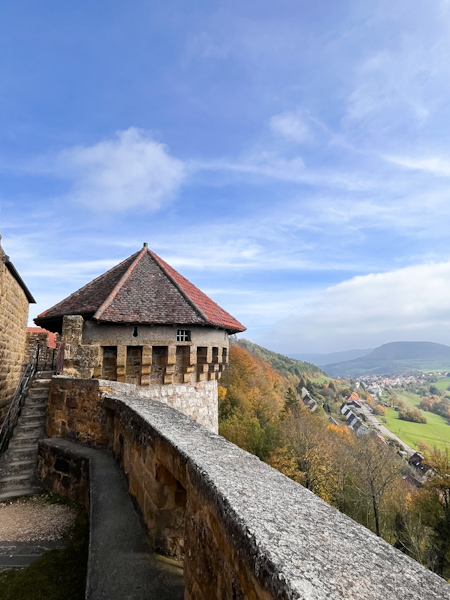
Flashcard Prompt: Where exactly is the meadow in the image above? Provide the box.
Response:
[431,376,450,390]
[382,390,450,451]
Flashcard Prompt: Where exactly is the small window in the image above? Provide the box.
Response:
[177,329,191,342]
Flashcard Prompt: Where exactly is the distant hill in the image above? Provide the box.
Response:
[289,348,373,366]
[234,338,325,377]
[324,341,450,377]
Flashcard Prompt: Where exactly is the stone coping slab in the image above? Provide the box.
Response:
[104,394,450,600]
[39,439,184,600]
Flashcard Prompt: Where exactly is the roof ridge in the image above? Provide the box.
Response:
[93,248,147,321]
[148,250,209,324]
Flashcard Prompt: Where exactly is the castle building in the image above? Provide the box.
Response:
[0,236,36,420]
[35,244,246,386]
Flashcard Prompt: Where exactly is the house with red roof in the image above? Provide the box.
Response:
[35,244,246,386]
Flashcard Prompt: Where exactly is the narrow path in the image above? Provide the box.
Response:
[42,439,185,600]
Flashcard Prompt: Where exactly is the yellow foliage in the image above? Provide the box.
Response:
[327,423,352,442]
[267,447,302,483]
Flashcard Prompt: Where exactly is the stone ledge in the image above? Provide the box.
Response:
[103,394,450,600]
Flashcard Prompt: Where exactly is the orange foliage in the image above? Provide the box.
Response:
[327,423,352,442]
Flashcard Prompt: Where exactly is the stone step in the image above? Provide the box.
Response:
[18,414,46,425]
[36,371,55,379]
[30,379,52,389]
[2,459,35,472]
[15,421,45,432]
[5,447,37,462]
[27,389,50,399]
[23,403,48,413]
[0,463,35,478]
[12,432,43,443]
[0,470,34,485]
[23,395,48,406]
[0,486,42,502]
[7,439,39,451]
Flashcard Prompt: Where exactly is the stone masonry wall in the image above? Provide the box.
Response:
[46,375,218,446]
[0,251,29,421]
[37,439,90,508]
[102,395,450,600]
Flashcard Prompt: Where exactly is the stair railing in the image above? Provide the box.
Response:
[0,343,55,456]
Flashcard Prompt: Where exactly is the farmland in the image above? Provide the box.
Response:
[380,390,450,451]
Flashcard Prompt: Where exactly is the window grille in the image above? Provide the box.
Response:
[177,329,191,342]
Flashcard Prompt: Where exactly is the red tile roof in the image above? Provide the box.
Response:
[35,247,246,333]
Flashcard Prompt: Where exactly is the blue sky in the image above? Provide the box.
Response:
[2,0,450,354]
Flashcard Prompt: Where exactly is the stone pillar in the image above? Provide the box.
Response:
[62,315,83,345]
[164,345,176,384]
[116,345,126,383]
[141,345,152,386]
[181,346,195,384]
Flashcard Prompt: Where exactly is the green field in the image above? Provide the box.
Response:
[381,390,450,451]
[431,376,450,390]
[312,375,331,384]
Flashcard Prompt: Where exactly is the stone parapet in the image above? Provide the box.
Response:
[46,376,218,447]
[102,395,450,600]
[37,439,90,508]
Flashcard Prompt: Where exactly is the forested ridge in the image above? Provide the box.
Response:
[219,344,450,580]
[232,338,325,378]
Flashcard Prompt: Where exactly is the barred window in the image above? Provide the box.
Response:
[177,329,191,342]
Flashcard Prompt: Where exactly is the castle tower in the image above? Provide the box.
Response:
[35,244,246,386]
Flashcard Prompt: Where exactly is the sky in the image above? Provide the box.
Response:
[2,0,450,354]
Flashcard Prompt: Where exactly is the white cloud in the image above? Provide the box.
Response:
[57,128,185,212]
[386,154,450,177]
[259,261,450,353]
[270,110,311,143]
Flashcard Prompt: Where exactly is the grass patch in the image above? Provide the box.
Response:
[431,376,450,390]
[0,504,88,600]
[384,407,450,451]
[311,375,331,384]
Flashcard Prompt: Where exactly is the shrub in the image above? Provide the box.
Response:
[398,408,427,424]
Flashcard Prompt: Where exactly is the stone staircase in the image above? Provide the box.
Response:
[0,371,54,502]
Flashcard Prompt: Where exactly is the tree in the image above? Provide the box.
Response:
[415,447,450,578]
[347,434,403,537]
[284,387,299,412]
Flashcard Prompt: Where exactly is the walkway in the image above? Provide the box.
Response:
[41,439,185,600]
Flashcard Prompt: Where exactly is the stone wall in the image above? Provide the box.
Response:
[0,247,30,421]
[37,439,90,508]
[25,328,57,362]
[46,375,218,444]
[41,378,450,599]
[101,395,450,600]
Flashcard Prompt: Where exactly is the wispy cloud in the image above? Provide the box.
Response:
[385,154,450,177]
[270,110,311,143]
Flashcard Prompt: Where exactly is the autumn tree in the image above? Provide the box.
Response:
[415,447,450,578]
[346,434,403,537]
